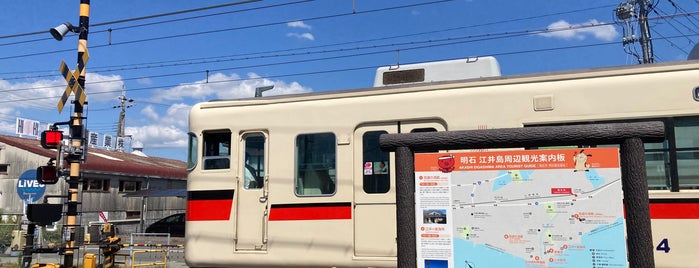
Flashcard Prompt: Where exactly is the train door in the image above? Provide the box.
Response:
[353,120,445,257]
[235,132,269,251]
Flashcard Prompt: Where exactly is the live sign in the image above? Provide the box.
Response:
[17,169,46,203]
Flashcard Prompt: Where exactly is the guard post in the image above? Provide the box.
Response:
[380,121,664,268]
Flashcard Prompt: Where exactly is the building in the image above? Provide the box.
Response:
[0,134,187,241]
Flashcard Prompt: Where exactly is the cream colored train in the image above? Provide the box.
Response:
[184,57,699,267]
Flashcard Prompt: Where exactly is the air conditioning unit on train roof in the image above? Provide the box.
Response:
[373,56,501,87]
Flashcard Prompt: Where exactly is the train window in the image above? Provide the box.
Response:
[243,133,265,190]
[187,133,198,170]
[674,117,699,189]
[363,131,390,194]
[526,117,699,191]
[202,131,231,170]
[295,133,336,196]
[643,142,670,190]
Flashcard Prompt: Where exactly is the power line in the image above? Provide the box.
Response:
[3,4,683,82]
[0,2,694,106]
[1,21,623,94]
[0,0,261,39]
[0,0,456,62]
[5,36,691,105]
[2,17,698,98]
[5,5,696,81]
[0,0,312,48]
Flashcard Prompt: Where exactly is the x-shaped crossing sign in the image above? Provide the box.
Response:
[57,51,89,113]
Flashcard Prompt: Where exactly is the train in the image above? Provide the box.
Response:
[184,56,699,267]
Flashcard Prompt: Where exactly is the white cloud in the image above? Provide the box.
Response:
[85,73,125,102]
[133,75,311,152]
[286,21,314,41]
[125,103,190,151]
[151,72,312,101]
[140,105,160,121]
[287,21,312,30]
[137,77,153,85]
[126,124,188,148]
[0,78,64,112]
[287,32,315,41]
[162,103,190,129]
[0,120,15,134]
[539,19,618,41]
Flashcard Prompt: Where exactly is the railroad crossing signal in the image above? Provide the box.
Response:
[57,50,89,113]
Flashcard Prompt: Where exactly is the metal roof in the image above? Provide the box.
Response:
[0,135,187,180]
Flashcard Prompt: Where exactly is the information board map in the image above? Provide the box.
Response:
[414,148,627,268]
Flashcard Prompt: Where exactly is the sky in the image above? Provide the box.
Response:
[0,0,698,162]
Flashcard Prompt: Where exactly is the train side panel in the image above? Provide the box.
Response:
[186,61,699,267]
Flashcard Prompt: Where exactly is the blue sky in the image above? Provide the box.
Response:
[0,0,697,161]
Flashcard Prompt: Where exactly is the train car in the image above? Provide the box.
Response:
[184,57,699,267]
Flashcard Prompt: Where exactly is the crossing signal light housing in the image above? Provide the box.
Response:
[41,130,63,149]
[37,165,59,185]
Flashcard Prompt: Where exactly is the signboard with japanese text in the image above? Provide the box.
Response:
[15,117,42,137]
[414,148,627,268]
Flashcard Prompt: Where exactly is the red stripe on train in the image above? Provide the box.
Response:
[187,199,233,221]
[650,203,699,219]
[269,204,352,221]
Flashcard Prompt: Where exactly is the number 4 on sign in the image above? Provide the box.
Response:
[656,238,670,253]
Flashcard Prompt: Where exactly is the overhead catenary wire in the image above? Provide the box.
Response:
[1,21,698,98]
[0,0,262,40]
[0,0,455,60]
[0,21,631,94]
[3,36,689,106]
[3,7,695,82]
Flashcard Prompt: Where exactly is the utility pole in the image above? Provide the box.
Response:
[637,0,654,63]
[114,87,134,141]
[616,0,654,63]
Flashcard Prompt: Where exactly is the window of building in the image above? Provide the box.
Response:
[363,131,390,194]
[295,133,336,196]
[126,211,141,219]
[83,179,110,192]
[202,130,231,170]
[0,163,8,174]
[119,181,142,192]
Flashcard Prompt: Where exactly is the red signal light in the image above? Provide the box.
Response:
[41,130,63,149]
[37,165,59,184]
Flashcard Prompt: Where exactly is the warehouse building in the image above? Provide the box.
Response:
[0,134,187,245]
